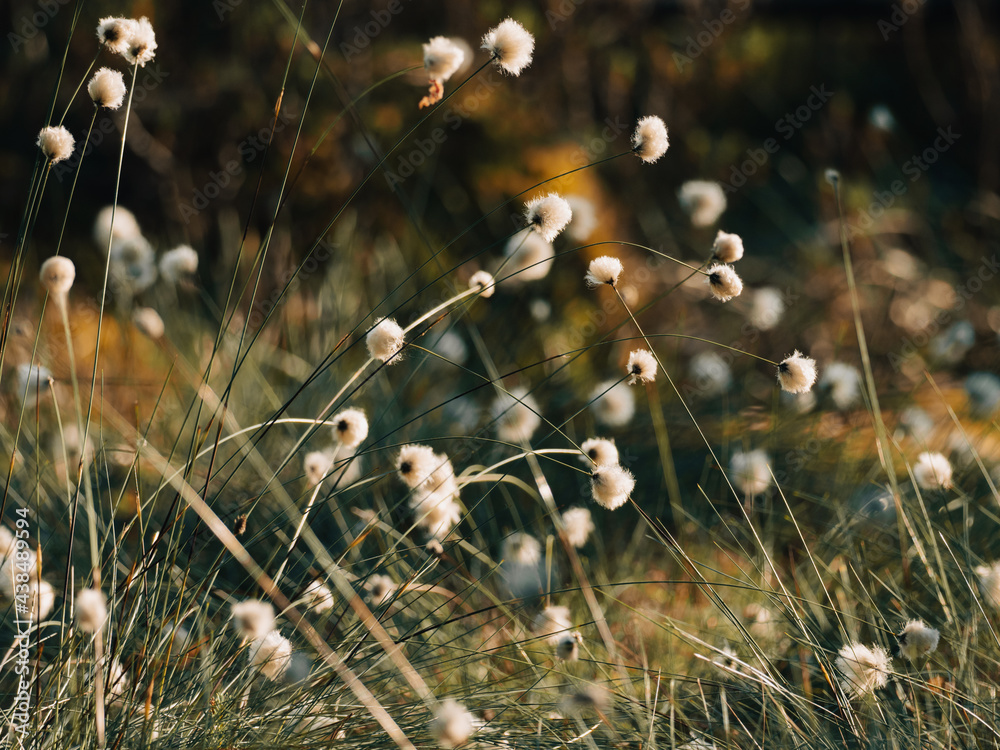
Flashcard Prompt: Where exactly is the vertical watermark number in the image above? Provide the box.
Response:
[10,507,34,746]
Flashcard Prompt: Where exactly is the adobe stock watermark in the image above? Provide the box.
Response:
[177,108,298,223]
[52,65,170,182]
[723,84,833,193]
[568,116,629,169]
[8,0,72,52]
[672,0,751,72]
[843,126,959,239]
[384,73,503,188]
[887,253,999,372]
[878,0,927,40]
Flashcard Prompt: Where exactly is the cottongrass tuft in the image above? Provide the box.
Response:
[331,407,368,449]
[28,580,55,622]
[589,381,635,427]
[39,256,76,298]
[132,307,165,339]
[249,630,292,681]
[524,193,573,242]
[585,255,623,288]
[110,235,158,296]
[819,362,862,410]
[431,699,475,749]
[367,317,405,363]
[88,67,127,109]
[706,263,743,302]
[678,180,727,227]
[590,464,635,510]
[423,36,465,82]
[36,126,75,163]
[913,451,953,490]
[503,532,542,566]
[302,579,334,614]
[491,387,541,443]
[898,620,940,662]
[835,642,891,698]
[631,115,669,163]
[303,450,333,486]
[579,437,618,467]
[93,205,141,249]
[749,286,786,331]
[482,18,534,76]
[975,560,1000,609]
[468,270,496,298]
[409,452,462,539]
[159,245,199,284]
[97,17,135,56]
[533,605,573,641]
[777,350,818,394]
[397,444,439,487]
[730,449,771,497]
[711,230,744,263]
[556,632,583,661]
[75,588,107,633]
[124,16,157,67]
[560,507,595,547]
[500,232,554,285]
[231,599,275,641]
[365,574,398,606]
[626,349,657,385]
[689,351,732,397]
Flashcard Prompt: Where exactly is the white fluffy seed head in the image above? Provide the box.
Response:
[231,599,275,641]
[750,287,786,331]
[366,317,405,363]
[36,126,75,163]
[835,642,891,698]
[730,449,772,497]
[468,270,496,298]
[75,588,107,633]
[28,579,55,622]
[777,350,818,394]
[408,451,460,538]
[302,579,334,614]
[423,36,465,82]
[39,256,75,297]
[88,67,127,109]
[678,180,727,227]
[97,17,135,55]
[93,205,141,250]
[580,437,618,468]
[976,561,1000,609]
[397,444,439,488]
[331,407,368,449]
[500,232,554,285]
[303,450,333,486]
[132,307,164,339]
[365,574,398,606]
[689,351,732,397]
[110,235,158,296]
[590,381,636,427]
[124,16,157,67]
[482,18,534,76]
[819,362,862,410]
[712,230,744,263]
[159,245,199,284]
[706,263,743,302]
[524,193,573,242]
[556,632,582,661]
[632,116,669,163]
[249,630,292,681]
[585,255,623,287]
[533,605,573,641]
[913,451,953,490]
[432,699,475,749]
[565,195,598,241]
[627,349,657,385]
[561,507,595,548]
[898,620,940,662]
[503,532,542,566]
[591,464,635,510]
[491,387,541,443]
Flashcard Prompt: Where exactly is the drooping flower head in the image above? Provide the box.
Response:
[711,230,744,263]
[590,464,635,509]
[97,17,135,56]
[331,407,368,449]
[88,67,127,109]
[913,451,953,490]
[777,350,818,394]
[835,642,891,698]
[366,317,405,363]
[524,193,573,243]
[36,126,74,163]
[897,620,940,662]
[678,180,727,228]
[626,349,657,385]
[706,263,743,302]
[482,18,534,76]
[631,116,669,164]
[585,256,623,288]
[124,16,157,67]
